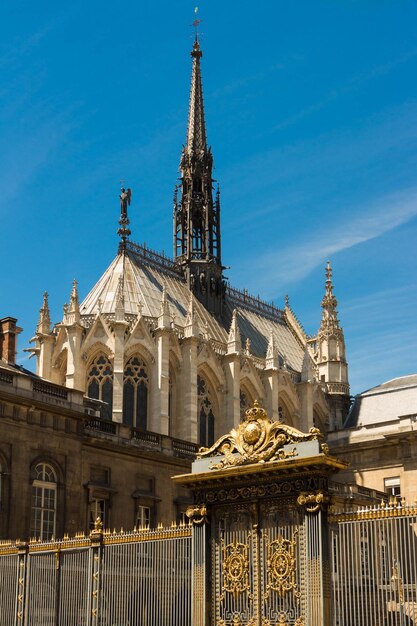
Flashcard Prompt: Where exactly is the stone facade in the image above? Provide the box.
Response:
[27,38,351,447]
[328,375,417,502]
[0,36,366,541]
[0,356,194,540]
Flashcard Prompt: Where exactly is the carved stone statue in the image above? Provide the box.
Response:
[120,187,132,219]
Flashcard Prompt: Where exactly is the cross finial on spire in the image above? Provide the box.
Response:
[326,260,332,283]
[192,7,201,42]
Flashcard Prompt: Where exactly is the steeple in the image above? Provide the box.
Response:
[318,261,342,339]
[173,27,224,314]
[315,261,350,429]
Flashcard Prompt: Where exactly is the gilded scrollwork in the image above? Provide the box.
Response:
[264,530,301,601]
[221,538,250,599]
[297,491,329,513]
[198,400,322,469]
[185,503,208,525]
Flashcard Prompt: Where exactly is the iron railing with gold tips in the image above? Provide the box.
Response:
[330,500,417,625]
[0,519,192,626]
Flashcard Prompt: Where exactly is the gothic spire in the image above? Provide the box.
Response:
[37,292,51,334]
[115,275,126,322]
[318,261,342,339]
[67,279,81,324]
[227,309,241,354]
[265,332,279,369]
[174,26,224,314]
[158,282,171,329]
[315,261,350,428]
[186,38,207,155]
[185,293,199,338]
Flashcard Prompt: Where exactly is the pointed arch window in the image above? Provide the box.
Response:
[197,375,215,447]
[30,463,57,540]
[240,388,253,420]
[123,356,149,429]
[87,354,113,420]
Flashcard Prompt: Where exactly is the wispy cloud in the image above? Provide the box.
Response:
[273,46,417,132]
[234,187,417,295]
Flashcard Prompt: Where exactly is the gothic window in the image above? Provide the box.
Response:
[197,375,215,447]
[30,463,57,540]
[123,356,149,429]
[87,354,113,420]
[240,389,252,419]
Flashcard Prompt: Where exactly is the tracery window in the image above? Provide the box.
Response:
[197,375,215,447]
[87,354,113,420]
[30,463,57,540]
[123,356,149,429]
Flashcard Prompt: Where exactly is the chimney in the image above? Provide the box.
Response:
[0,317,22,365]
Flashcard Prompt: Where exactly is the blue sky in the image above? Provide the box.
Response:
[1,1,416,395]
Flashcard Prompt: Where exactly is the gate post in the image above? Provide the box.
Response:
[187,504,209,626]
[89,518,103,626]
[297,493,331,625]
[174,401,346,626]
[15,541,27,626]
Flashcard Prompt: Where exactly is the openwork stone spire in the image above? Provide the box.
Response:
[315,261,350,426]
[318,261,342,340]
[173,31,224,314]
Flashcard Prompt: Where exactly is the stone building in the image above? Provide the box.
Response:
[1,35,373,542]
[29,36,350,446]
[328,375,417,503]
[0,316,196,541]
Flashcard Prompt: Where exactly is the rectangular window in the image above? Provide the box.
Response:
[30,484,56,540]
[384,477,401,501]
[136,505,151,528]
[89,498,107,530]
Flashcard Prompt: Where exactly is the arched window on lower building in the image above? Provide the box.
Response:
[30,463,57,540]
[123,356,149,429]
[87,354,113,420]
[197,375,215,448]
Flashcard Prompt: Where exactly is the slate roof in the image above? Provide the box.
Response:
[344,374,417,428]
[79,243,305,373]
